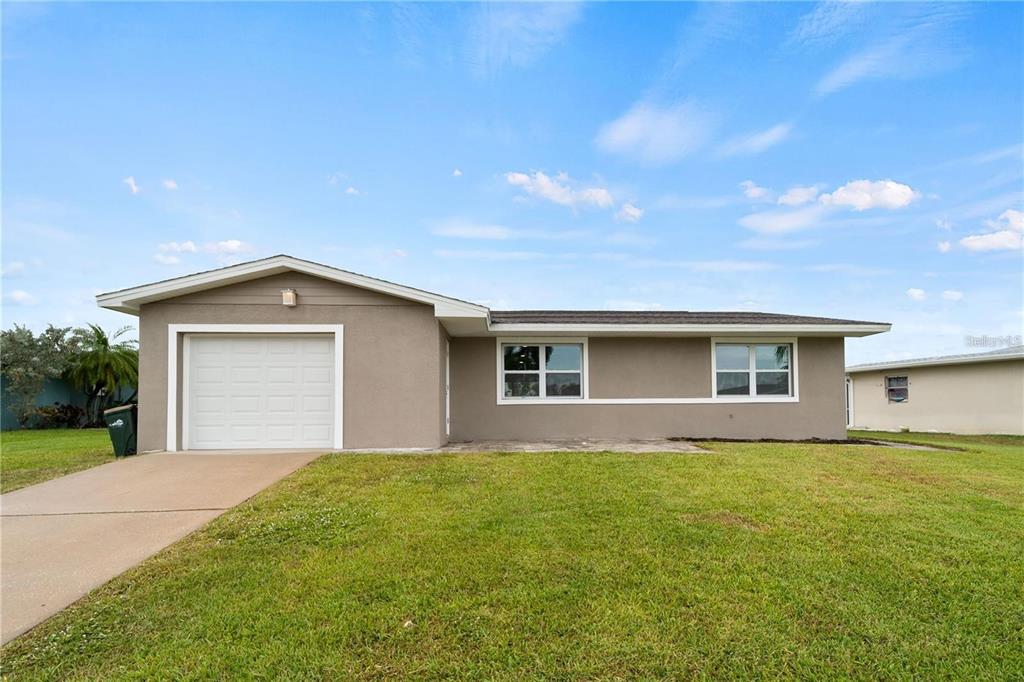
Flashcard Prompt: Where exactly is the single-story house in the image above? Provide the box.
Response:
[846,346,1024,435]
[96,255,890,451]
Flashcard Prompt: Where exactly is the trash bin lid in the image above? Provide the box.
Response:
[104,404,135,415]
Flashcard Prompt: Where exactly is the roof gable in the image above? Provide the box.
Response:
[96,255,489,318]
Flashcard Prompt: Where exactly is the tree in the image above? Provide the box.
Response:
[64,324,138,425]
[0,325,79,427]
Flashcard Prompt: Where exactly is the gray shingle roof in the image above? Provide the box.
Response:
[489,310,886,325]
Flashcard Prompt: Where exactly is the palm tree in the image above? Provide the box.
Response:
[64,324,139,425]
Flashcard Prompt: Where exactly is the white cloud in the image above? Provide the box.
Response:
[505,171,613,210]
[789,1,869,47]
[122,176,139,195]
[154,239,254,266]
[937,240,951,253]
[935,218,953,231]
[941,290,964,301]
[718,122,793,157]
[159,240,199,253]
[814,5,965,96]
[434,222,511,240]
[960,231,1023,252]
[595,101,715,165]
[2,261,26,277]
[615,203,644,223]
[452,168,463,177]
[987,208,1024,233]
[4,289,38,305]
[326,172,346,185]
[778,185,820,207]
[205,239,253,255]
[740,180,770,201]
[906,288,927,301]
[687,260,777,273]
[959,209,1024,252]
[432,219,586,241]
[433,249,553,261]
[634,259,777,272]
[739,237,819,251]
[153,253,181,266]
[738,204,828,234]
[345,186,360,195]
[819,179,919,211]
[162,179,178,190]
[467,2,582,77]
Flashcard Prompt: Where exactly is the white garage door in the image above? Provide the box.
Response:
[186,334,335,449]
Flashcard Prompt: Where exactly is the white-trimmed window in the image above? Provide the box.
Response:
[501,343,583,399]
[885,376,908,403]
[714,342,793,397]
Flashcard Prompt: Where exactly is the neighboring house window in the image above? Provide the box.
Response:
[502,343,583,399]
[714,342,793,397]
[886,376,909,403]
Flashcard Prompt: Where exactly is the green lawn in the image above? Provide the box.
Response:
[0,428,114,494]
[3,437,1022,679]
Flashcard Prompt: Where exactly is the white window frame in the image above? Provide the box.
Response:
[496,338,589,404]
[167,324,344,451]
[711,338,799,403]
[885,375,909,404]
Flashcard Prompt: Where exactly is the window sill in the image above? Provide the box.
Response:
[496,396,799,406]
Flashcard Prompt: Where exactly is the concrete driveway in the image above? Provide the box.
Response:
[0,451,321,644]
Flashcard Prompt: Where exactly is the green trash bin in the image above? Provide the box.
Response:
[104,404,137,457]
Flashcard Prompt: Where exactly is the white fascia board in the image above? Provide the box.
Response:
[484,323,891,337]
[846,352,1024,373]
[96,255,489,319]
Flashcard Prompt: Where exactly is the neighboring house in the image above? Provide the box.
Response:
[96,255,890,451]
[846,346,1024,435]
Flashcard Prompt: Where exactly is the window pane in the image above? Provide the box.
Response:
[886,376,908,388]
[887,388,908,403]
[716,371,750,395]
[716,344,750,370]
[504,374,540,398]
[504,345,539,371]
[755,344,790,370]
[756,371,790,395]
[546,372,581,397]
[545,344,581,371]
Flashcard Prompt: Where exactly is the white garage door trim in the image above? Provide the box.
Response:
[167,324,344,451]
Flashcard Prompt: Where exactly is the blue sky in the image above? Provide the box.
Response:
[3,1,1022,363]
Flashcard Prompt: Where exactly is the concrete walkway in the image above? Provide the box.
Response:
[0,451,320,644]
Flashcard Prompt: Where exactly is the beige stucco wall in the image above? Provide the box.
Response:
[449,336,847,440]
[137,273,445,451]
[849,359,1024,435]
[589,338,711,398]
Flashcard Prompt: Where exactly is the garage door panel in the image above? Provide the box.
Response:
[303,338,332,355]
[269,367,300,383]
[303,366,332,383]
[302,425,332,441]
[302,395,331,412]
[266,395,296,413]
[230,395,262,414]
[187,334,335,450]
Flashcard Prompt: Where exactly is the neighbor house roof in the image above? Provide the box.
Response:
[97,255,891,337]
[846,345,1024,373]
